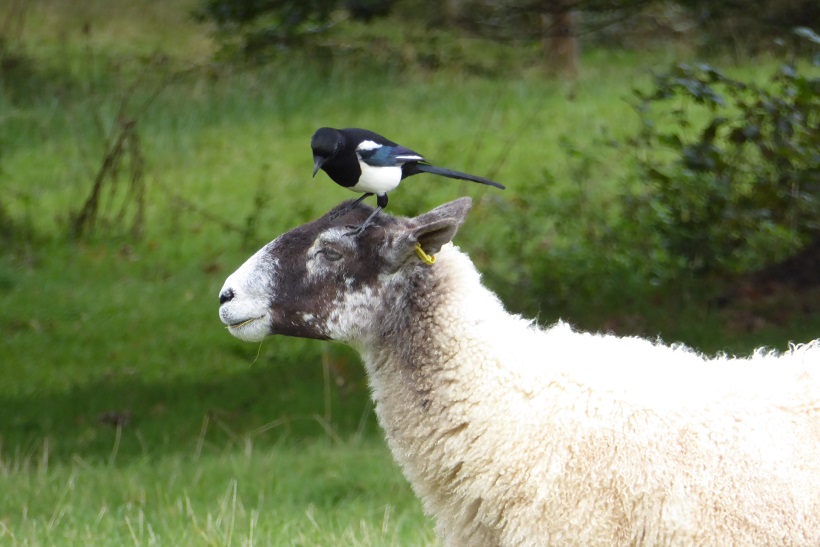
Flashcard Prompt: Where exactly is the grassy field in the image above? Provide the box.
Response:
[1,1,818,544]
[1,437,435,545]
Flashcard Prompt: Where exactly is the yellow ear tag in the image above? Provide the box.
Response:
[414,242,436,265]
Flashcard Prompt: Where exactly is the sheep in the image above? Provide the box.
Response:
[218,197,820,546]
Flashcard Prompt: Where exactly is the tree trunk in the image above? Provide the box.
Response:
[445,0,465,25]
[541,1,580,78]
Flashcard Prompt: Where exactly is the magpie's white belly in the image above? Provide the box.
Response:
[352,161,402,195]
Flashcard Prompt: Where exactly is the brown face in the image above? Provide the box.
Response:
[218,198,472,344]
[218,201,396,342]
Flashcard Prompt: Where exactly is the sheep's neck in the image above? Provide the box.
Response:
[359,252,510,517]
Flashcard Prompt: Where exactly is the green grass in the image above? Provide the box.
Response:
[1,1,818,544]
[1,439,433,545]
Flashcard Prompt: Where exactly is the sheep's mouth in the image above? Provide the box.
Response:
[227,315,265,329]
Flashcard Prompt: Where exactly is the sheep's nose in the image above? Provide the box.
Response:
[219,288,235,305]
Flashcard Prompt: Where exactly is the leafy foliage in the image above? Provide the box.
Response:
[673,0,820,52]
[625,41,819,279]
[444,0,656,41]
[194,0,394,57]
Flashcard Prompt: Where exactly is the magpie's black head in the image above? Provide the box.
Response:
[311,127,345,177]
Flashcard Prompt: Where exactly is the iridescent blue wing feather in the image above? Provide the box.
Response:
[358,145,424,167]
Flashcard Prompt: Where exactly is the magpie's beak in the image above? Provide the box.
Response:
[312,156,324,178]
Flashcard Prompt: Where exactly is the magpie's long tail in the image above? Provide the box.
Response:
[414,164,505,190]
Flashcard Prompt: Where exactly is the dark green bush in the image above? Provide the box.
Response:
[194,0,394,57]
[674,0,820,53]
[624,41,819,281]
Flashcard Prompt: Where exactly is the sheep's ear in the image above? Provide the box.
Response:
[413,197,473,254]
[388,198,472,266]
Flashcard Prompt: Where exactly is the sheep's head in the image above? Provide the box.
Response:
[218,198,472,343]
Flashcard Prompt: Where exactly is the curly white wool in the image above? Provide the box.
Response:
[374,243,820,546]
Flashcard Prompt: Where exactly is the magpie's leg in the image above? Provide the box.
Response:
[345,206,381,237]
[345,194,389,237]
[329,193,373,220]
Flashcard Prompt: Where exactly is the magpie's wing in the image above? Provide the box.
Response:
[358,144,425,168]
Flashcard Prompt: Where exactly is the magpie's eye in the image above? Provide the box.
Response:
[319,248,343,262]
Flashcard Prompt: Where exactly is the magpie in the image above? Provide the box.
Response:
[311,127,505,233]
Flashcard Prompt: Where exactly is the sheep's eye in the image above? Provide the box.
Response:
[319,248,343,262]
